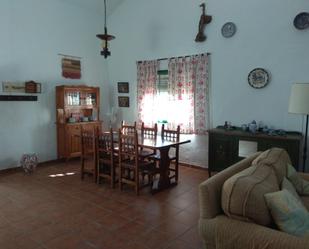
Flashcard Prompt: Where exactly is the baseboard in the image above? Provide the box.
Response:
[179,162,208,171]
[38,158,65,167]
[0,158,64,175]
[0,166,22,175]
[0,158,207,175]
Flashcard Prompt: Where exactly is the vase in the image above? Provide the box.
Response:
[20,154,38,174]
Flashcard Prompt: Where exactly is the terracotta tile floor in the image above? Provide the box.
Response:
[0,161,208,249]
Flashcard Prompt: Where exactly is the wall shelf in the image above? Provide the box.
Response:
[0,95,37,101]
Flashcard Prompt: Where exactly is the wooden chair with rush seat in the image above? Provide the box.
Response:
[160,124,180,183]
[121,120,137,134]
[118,129,156,195]
[96,128,118,188]
[139,122,158,159]
[80,130,97,181]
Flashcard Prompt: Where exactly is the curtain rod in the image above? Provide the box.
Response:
[58,53,82,59]
[137,52,211,63]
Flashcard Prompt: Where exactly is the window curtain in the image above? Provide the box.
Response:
[168,54,210,134]
[137,60,159,126]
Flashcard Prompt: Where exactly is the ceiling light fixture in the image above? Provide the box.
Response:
[96,0,115,58]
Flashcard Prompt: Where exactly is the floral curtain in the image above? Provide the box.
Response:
[137,60,159,126]
[168,54,209,134]
[168,57,195,133]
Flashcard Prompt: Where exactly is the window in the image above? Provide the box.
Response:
[154,69,194,133]
[155,70,169,124]
[137,54,209,134]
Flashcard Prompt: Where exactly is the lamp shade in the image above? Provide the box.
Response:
[288,83,309,115]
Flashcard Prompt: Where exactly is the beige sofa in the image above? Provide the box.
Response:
[199,148,309,249]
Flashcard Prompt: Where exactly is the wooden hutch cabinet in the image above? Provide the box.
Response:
[208,128,302,177]
[56,85,101,159]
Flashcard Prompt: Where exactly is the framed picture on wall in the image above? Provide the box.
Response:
[2,82,25,93]
[118,96,130,107]
[118,82,129,93]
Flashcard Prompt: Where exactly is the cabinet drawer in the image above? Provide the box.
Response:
[209,135,237,172]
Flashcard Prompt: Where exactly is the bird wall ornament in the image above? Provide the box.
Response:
[195,3,212,42]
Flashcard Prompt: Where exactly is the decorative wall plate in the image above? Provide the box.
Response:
[221,22,237,38]
[248,68,270,89]
[293,12,309,30]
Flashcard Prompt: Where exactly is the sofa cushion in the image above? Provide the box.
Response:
[287,163,309,196]
[222,164,279,226]
[264,189,309,237]
[252,148,291,184]
[282,177,302,202]
[301,197,309,210]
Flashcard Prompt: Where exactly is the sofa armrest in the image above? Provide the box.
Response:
[199,152,261,219]
[200,215,309,249]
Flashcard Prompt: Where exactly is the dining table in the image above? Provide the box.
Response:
[139,136,191,194]
[104,131,191,194]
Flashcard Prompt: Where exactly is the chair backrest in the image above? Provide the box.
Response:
[97,128,114,160]
[161,124,180,142]
[141,122,158,139]
[118,129,139,163]
[81,130,96,156]
[121,120,137,135]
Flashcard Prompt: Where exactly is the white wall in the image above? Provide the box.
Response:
[1,0,308,170]
[106,0,309,168]
[0,0,109,169]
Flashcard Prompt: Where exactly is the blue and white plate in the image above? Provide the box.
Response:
[221,22,237,38]
[294,12,309,30]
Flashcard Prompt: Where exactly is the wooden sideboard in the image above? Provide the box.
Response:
[56,85,101,159]
[208,128,302,177]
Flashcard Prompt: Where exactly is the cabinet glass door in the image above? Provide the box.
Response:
[80,92,96,106]
[65,91,80,106]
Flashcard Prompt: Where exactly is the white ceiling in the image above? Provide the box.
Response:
[59,0,125,15]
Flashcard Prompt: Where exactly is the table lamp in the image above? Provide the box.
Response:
[288,83,309,172]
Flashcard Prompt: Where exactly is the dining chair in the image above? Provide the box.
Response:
[139,122,158,158]
[96,128,117,188]
[141,122,158,139]
[118,129,156,195]
[160,124,180,183]
[121,120,137,134]
[80,130,97,182]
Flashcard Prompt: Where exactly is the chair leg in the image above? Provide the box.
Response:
[94,160,98,183]
[175,160,179,183]
[119,166,122,191]
[135,171,139,196]
[111,165,115,189]
[81,158,84,180]
[97,164,100,184]
[148,173,153,187]
[142,173,146,184]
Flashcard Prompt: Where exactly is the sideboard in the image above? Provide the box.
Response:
[208,128,302,177]
[56,85,101,160]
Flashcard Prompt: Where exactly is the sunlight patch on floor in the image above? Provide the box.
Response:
[48,172,76,178]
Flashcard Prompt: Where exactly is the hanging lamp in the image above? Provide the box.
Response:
[96,0,115,58]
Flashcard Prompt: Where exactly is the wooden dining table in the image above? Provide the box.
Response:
[103,131,191,194]
[139,136,191,194]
